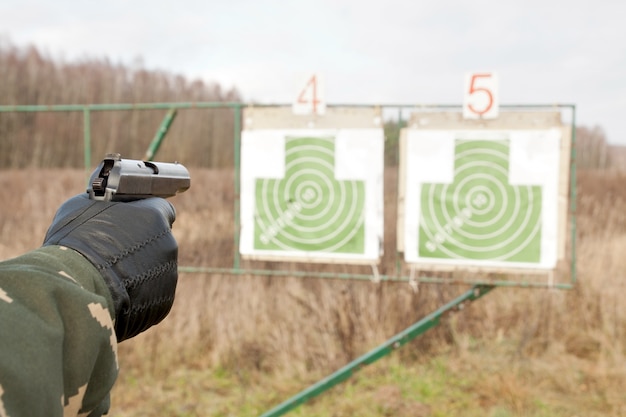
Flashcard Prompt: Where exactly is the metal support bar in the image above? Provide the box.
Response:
[145,108,177,161]
[258,284,495,417]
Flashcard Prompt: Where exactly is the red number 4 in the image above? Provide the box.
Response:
[297,75,320,114]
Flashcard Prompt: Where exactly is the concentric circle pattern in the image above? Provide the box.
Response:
[254,136,366,253]
[419,139,542,262]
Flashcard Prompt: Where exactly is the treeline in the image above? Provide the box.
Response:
[575,125,626,170]
[1,43,623,170]
[0,43,241,168]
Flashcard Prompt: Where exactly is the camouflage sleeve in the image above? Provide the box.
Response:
[0,245,118,417]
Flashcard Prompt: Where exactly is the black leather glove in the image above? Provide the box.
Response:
[42,193,178,342]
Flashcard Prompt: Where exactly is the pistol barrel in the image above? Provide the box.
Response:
[88,153,190,202]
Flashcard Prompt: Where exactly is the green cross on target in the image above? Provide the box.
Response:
[419,139,543,263]
[254,136,366,253]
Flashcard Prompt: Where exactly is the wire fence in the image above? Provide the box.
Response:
[0,102,577,288]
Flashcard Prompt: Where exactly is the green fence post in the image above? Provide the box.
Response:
[83,107,91,177]
[233,104,242,270]
[569,104,577,284]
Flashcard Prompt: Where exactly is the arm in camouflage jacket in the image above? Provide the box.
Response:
[0,194,179,416]
[0,245,118,417]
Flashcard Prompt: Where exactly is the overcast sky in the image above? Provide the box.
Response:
[2,0,625,144]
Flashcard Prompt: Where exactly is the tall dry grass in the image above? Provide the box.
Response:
[1,167,625,379]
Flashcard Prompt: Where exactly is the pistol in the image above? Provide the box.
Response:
[87,153,190,202]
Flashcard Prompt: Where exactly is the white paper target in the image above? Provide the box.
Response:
[402,129,562,269]
[240,129,384,262]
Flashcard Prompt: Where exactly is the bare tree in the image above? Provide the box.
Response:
[576,125,609,169]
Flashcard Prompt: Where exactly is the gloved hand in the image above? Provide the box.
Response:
[42,193,178,342]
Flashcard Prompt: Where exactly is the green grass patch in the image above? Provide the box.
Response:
[111,340,626,417]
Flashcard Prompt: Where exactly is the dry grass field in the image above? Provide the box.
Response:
[1,167,625,416]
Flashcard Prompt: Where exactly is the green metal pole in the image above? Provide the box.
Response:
[83,107,91,178]
[145,108,177,161]
[233,104,242,270]
[569,105,577,285]
[395,106,403,279]
[0,102,243,113]
[258,285,495,417]
[177,265,573,289]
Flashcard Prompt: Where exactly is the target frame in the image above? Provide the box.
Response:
[400,128,563,270]
[240,128,384,263]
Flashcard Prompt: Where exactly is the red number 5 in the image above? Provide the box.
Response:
[467,73,494,116]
